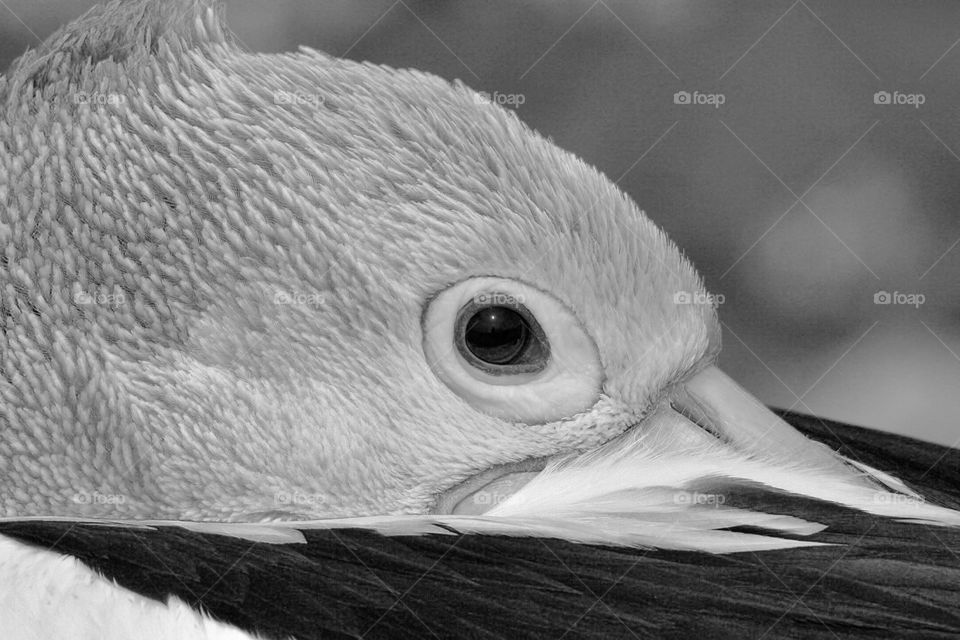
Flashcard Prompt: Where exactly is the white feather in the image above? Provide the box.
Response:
[0,536,262,640]
[6,412,957,555]
[295,410,960,552]
[486,411,960,526]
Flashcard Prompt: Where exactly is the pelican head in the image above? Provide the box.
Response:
[3,0,957,550]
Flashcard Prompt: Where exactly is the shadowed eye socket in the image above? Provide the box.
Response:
[422,277,602,424]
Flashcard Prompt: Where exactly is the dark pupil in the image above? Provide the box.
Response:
[464,306,529,365]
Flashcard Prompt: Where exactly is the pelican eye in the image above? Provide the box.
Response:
[455,298,549,374]
[422,277,602,423]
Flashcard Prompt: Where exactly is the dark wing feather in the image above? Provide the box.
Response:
[3,411,960,640]
[782,409,960,510]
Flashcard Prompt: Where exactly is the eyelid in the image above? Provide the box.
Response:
[454,297,550,375]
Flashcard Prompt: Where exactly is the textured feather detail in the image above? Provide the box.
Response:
[6,413,957,554]
[0,536,259,640]
[0,0,717,523]
[0,516,309,545]
[0,509,825,554]
[293,510,828,553]
[463,408,960,548]
[1,415,958,639]
[4,490,960,639]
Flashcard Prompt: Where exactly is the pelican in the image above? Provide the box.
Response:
[1,0,958,638]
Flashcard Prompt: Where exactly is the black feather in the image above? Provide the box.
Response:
[3,411,959,639]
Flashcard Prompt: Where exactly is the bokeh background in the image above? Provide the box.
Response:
[3,1,960,445]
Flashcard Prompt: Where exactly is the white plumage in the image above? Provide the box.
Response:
[2,1,960,637]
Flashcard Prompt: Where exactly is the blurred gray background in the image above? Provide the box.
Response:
[3,1,959,445]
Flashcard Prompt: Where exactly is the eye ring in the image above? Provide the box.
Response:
[421,277,603,424]
[454,296,550,375]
